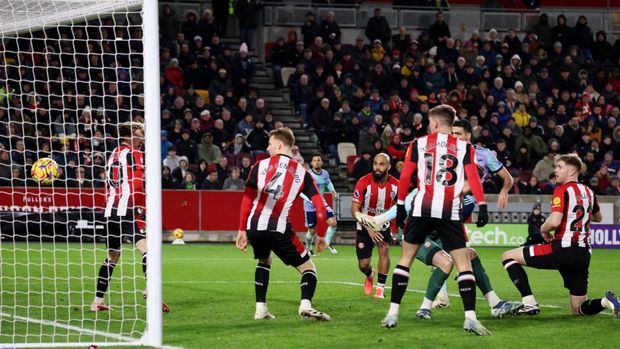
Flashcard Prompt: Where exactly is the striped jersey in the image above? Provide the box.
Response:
[551,181,600,248]
[407,132,476,220]
[352,173,399,230]
[303,169,335,212]
[245,155,321,233]
[104,144,145,217]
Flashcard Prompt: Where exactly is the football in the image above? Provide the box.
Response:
[173,228,184,239]
[31,157,60,184]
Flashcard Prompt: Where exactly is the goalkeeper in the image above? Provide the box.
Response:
[91,123,170,313]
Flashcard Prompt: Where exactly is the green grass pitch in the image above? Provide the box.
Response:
[1,243,619,348]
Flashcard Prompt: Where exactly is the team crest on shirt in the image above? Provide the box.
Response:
[353,189,360,199]
[390,191,396,199]
[552,196,561,207]
[358,242,364,249]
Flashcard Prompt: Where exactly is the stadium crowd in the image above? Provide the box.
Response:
[0,4,619,196]
[284,9,620,195]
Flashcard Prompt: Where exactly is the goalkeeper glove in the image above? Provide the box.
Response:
[476,204,489,228]
[396,204,407,229]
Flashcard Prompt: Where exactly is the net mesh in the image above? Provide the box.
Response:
[0,1,148,346]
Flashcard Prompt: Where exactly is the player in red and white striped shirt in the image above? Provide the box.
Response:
[502,154,620,318]
[381,105,491,335]
[351,153,399,299]
[236,127,331,321]
[91,123,169,313]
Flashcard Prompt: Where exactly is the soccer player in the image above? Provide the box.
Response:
[501,154,620,317]
[235,127,331,321]
[303,153,338,255]
[91,123,170,313]
[380,105,491,335]
[351,153,399,299]
[358,119,516,319]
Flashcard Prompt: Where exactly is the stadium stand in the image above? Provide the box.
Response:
[1,1,620,198]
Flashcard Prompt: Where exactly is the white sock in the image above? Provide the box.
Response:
[522,295,537,306]
[94,297,104,304]
[255,302,267,313]
[388,302,400,316]
[421,297,433,310]
[300,299,312,310]
[438,282,448,297]
[601,297,612,310]
[485,290,501,308]
[465,310,477,321]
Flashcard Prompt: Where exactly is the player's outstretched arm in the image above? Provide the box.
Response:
[496,167,514,209]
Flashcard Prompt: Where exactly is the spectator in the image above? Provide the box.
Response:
[593,31,613,63]
[573,15,593,60]
[606,176,620,195]
[271,37,292,88]
[223,166,245,190]
[519,175,542,194]
[351,152,373,180]
[365,8,391,46]
[392,26,411,53]
[320,11,341,46]
[386,133,406,160]
[161,130,173,161]
[180,172,197,190]
[171,157,190,184]
[196,132,222,164]
[176,129,197,161]
[201,170,222,190]
[209,68,232,101]
[163,146,182,172]
[181,10,199,41]
[160,5,180,42]
[533,152,555,181]
[197,9,218,43]
[512,104,531,127]
[429,12,450,47]
[245,120,269,155]
[162,165,177,189]
[301,12,320,48]
[551,14,572,49]
[234,0,263,50]
[216,157,230,182]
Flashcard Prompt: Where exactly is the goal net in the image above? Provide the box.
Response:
[0,0,162,347]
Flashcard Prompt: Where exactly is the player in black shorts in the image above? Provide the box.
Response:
[501,154,620,318]
[236,128,331,321]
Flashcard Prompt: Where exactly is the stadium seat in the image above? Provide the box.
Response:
[281,67,296,87]
[264,42,276,62]
[195,89,210,104]
[337,142,357,165]
[207,163,217,172]
[346,155,358,177]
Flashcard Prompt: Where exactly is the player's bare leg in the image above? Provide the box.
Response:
[567,287,620,318]
[358,257,375,296]
[134,238,171,313]
[501,247,540,315]
[375,242,390,299]
[325,217,338,254]
[450,247,491,336]
[296,260,331,321]
[253,256,275,320]
[91,249,121,312]
[381,241,420,328]
[417,251,453,320]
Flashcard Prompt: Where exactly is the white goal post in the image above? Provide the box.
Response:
[0,0,162,347]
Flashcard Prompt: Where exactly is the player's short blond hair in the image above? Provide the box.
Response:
[119,122,145,140]
[269,127,295,147]
[555,153,582,171]
[429,105,456,126]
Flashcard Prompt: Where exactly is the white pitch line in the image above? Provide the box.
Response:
[0,311,138,342]
[0,312,184,349]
